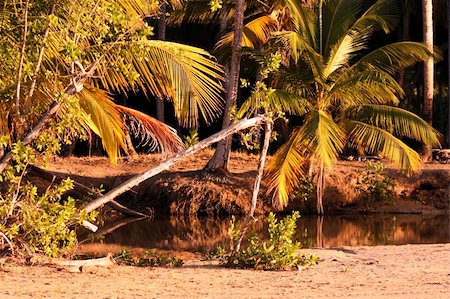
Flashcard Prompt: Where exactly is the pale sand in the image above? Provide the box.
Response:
[1,244,449,298]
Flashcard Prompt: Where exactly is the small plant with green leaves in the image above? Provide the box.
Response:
[356,161,395,205]
[215,212,318,270]
[116,249,183,267]
[183,129,200,147]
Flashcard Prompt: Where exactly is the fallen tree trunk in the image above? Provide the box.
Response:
[84,115,265,213]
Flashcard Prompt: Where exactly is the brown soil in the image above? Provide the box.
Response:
[38,149,450,216]
[1,244,449,298]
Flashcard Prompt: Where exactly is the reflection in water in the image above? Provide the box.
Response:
[83,214,450,252]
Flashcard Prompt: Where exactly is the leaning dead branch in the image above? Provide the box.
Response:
[83,115,266,214]
[235,118,273,251]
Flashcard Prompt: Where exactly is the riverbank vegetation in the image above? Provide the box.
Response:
[0,0,449,263]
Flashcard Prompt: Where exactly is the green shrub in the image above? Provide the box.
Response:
[213,212,318,270]
[356,161,395,204]
[0,138,96,258]
[116,249,184,267]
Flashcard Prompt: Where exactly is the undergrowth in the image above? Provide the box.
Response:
[207,212,318,270]
[356,161,395,205]
[116,249,184,267]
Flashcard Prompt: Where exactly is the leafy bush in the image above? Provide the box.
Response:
[0,135,96,257]
[356,161,395,204]
[212,212,318,270]
[116,249,184,267]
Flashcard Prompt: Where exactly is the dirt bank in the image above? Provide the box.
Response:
[1,243,449,298]
[38,150,450,216]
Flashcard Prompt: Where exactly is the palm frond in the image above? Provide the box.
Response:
[77,85,125,164]
[323,29,369,79]
[308,109,345,167]
[323,0,361,52]
[237,88,312,119]
[346,120,422,174]
[266,127,310,210]
[216,15,278,49]
[96,40,224,127]
[351,0,400,35]
[116,105,183,154]
[347,105,441,146]
[352,42,441,75]
[328,70,402,106]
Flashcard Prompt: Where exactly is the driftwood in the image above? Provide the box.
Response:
[83,115,266,214]
[50,253,115,272]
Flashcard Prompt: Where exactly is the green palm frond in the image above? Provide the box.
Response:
[77,86,126,165]
[322,0,361,52]
[352,42,440,75]
[117,105,183,154]
[216,15,278,49]
[346,120,422,174]
[266,127,310,210]
[322,29,369,79]
[307,110,345,167]
[328,70,402,106]
[350,0,399,35]
[96,40,224,127]
[347,105,441,146]
[237,88,312,119]
[285,0,317,47]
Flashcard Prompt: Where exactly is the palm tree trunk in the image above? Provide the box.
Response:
[316,160,325,215]
[156,3,166,123]
[205,0,246,172]
[422,0,434,160]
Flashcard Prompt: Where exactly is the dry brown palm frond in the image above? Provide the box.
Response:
[116,105,183,154]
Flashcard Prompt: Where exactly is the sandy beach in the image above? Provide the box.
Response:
[1,243,449,298]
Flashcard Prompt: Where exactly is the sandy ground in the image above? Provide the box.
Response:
[1,243,449,298]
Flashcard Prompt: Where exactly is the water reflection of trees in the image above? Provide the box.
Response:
[84,215,450,252]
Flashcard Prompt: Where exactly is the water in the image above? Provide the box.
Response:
[80,214,450,252]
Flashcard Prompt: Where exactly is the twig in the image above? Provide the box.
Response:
[0,231,15,255]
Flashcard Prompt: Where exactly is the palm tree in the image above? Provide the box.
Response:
[0,0,224,168]
[422,0,434,159]
[263,0,441,214]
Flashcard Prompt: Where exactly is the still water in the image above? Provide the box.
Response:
[81,214,450,252]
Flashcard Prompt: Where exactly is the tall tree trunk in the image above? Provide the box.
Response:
[156,3,166,123]
[422,0,434,160]
[205,0,245,172]
[316,160,325,215]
